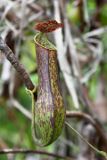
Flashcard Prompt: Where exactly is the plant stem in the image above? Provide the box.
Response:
[0,148,70,159]
[65,121,107,159]
[0,36,35,91]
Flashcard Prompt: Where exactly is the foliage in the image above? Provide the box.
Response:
[1,0,107,160]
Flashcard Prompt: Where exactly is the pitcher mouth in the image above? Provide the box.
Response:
[34,32,57,51]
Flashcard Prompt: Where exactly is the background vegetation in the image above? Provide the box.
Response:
[1,0,107,159]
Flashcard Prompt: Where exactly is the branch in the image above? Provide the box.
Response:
[10,98,32,120]
[0,148,71,159]
[10,99,107,147]
[83,26,107,39]
[8,98,107,146]
[53,0,79,109]
[66,111,107,147]
[0,36,35,91]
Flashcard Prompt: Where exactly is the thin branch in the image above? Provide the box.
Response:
[64,18,81,78]
[53,0,79,109]
[7,92,107,145]
[10,96,107,146]
[10,94,107,147]
[83,26,107,39]
[10,98,32,120]
[65,121,107,159]
[0,36,35,91]
[66,111,107,147]
[0,148,71,159]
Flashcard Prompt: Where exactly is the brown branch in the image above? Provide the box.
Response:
[66,111,107,148]
[0,36,35,91]
[0,148,71,159]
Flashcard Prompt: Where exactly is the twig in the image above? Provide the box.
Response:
[81,38,103,83]
[10,98,106,143]
[66,111,107,147]
[83,26,107,39]
[64,18,81,78]
[0,36,35,91]
[9,96,107,145]
[11,97,107,146]
[65,121,107,159]
[10,98,32,120]
[53,0,79,109]
[0,148,70,159]
[28,11,44,23]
